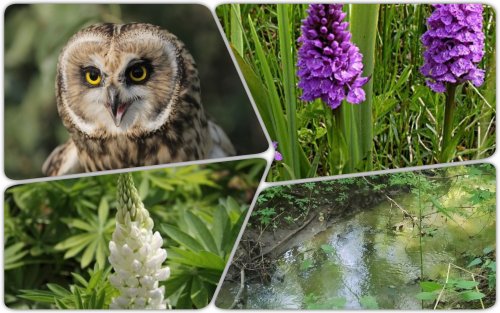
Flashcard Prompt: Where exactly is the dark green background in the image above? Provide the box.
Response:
[4,4,267,179]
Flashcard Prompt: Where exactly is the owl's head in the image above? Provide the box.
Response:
[56,23,201,138]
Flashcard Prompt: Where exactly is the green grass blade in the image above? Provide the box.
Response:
[248,15,291,178]
[349,4,379,170]
[229,4,243,56]
[277,4,300,178]
[230,46,276,139]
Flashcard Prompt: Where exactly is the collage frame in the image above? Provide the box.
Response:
[1,0,498,311]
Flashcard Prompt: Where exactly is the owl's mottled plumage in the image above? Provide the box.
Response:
[43,23,235,176]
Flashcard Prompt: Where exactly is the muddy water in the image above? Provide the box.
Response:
[217,185,495,309]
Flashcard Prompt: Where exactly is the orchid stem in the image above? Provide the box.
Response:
[440,83,457,162]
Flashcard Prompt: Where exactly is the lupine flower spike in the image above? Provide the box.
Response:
[109,173,170,309]
[297,4,369,109]
[420,4,485,92]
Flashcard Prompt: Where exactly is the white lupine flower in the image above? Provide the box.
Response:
[109,173,170,309]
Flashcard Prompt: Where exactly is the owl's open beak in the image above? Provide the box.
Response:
[110,102,131,127]
[106,88,130,127]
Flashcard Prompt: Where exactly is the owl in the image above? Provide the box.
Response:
[43,23,235,176]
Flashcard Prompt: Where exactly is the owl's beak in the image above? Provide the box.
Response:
[106,88,130,127]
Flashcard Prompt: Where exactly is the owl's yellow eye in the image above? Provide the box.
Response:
[84,68,102,86]
[128,65,148,83]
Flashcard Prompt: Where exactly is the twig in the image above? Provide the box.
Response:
[385,194,414,218]
[470,273,485,309]
[228,268,246,309]
[449,263,487,279]
[434,263,452,309]
[251,213,317,261]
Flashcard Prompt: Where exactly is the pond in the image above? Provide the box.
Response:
[217,181,495,309]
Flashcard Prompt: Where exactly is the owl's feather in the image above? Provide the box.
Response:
[43,23,235,176]
[208,120,236,158]
[42,139,82,176]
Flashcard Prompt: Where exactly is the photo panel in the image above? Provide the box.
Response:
[216,4,496,181]
[215,163,495,309]
[4,158,266,309]
[4,3,267,180]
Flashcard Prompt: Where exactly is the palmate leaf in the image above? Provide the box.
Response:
[18,289,56,303]
[160,224,204,252]
[168,247,225,271]
[175,279,193,309]
[212,205,230,254]
[190,276,209,308]
[54,198,114,268]
[4,242,30,270]
[165,270,216,309]
[18,267,114,309]
[184,211,219,254]
[161,196,247,308]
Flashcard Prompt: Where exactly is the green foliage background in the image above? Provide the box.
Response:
[4,159,266,309]
[4,3,267,179]
[216,4,496,181]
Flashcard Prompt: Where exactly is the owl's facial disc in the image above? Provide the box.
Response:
[106,87,131,127]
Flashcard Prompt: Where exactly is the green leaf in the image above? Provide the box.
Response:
[420,281,443,292]
[184,211,219,254]
[459,291,485,301]
[97,197,109,225]
[277,4,300,178]
[161,224,204,252]
[63,236,94,259]
[300,259,313,271]
[467,257,482,268]
[212,204,230,252]
[4,242,29,270]
[87,269,103,291]
[453,280,479,289]
[247,14,291,179]
[46,284,71,297]
[229,4,243,55]
[168,247,225,271]
[95,288,106,309]
[88,289,96,309]
[67,219,94,232]
[483,246,494,255]
[54,297,69,309]
[71,273,88,288]
[55,233,95,250]
[360,295,379,309]
[73,287,83,309]
[164,274,190,298]
[148,176,174,191]
[95,238,107,268]
[138,176,150,200]
[430,196,456,222]
[175,279,193,308]
[18,290,57,303]
[320,244,335,254]
[190,276,209,308]
[415,291,438,301]
[80,239,97,268]
[230,47,275,139]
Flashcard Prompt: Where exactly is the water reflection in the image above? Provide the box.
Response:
[217,181,495,309]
